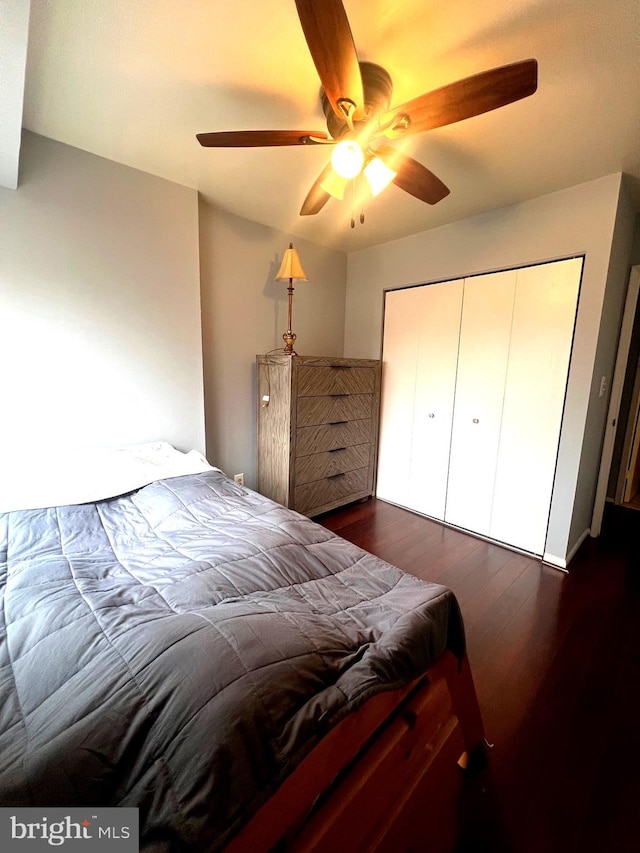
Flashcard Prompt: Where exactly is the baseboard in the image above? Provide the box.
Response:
[543,527,591,572]
[542,553,568,572]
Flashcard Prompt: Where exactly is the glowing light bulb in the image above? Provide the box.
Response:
[331,140,365,179]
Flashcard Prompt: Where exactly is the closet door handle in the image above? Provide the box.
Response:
[428,413,435,418]
[472,418,480,424]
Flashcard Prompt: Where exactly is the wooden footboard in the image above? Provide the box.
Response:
[225,651,484,852]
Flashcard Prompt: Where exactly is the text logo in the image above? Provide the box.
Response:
[1,808,138,851]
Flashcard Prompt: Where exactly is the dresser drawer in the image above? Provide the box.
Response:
[296,419,371,457]
[295,467,370,515]
[297,394,373,427]
[295,444,371,486]
[297,365,376,397]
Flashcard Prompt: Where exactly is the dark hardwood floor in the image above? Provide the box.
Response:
[318,498,640,853]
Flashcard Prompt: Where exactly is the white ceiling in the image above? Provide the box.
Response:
[19,0,640,252]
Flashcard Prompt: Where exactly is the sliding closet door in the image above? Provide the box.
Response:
[444,270,517,535]
[408,279,463,517]
[489,258,581,553]
[376,287,421,506]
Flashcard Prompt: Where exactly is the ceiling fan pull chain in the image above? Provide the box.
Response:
[350,180,356,228]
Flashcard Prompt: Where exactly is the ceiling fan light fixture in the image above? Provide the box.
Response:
[331,139,364,179]
[364,156,397,196]
[320,169,348,200]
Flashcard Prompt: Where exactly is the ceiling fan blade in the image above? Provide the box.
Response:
[300,163,333,215]
[382,58,538,138]
[295,0,364,121]
[196,130,329,147]
[376,146,450,205]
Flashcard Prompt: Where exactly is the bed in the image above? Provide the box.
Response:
[0,443,484,851]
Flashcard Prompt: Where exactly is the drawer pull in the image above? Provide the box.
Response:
[328,472,345,479]
[330,393,349,397]
[328,446,347,453]
[329,420,348,425]
[330,365,351,370]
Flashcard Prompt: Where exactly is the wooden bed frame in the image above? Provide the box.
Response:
[225,650,484,852]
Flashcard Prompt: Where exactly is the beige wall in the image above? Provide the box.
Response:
[0,132,205,454]
[344,173,635,566]
[199,201,347,488]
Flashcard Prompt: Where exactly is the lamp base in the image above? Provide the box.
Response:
[283,331,297,355]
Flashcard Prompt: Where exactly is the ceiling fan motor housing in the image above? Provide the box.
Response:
[321,62,393,138]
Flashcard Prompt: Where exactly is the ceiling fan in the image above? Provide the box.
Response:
[197,0,538,220]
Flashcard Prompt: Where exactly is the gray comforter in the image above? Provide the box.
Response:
[0,470,464,851]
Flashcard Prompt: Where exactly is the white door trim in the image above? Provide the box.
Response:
[591,265,640,537]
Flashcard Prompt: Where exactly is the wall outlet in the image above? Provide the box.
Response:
[233,473,244,485]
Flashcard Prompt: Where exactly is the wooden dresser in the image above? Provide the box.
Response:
[256,354,382,517]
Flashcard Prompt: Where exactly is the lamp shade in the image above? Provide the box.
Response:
[320,170,348,200]
[276,244,308,281]
[364,156,397,196]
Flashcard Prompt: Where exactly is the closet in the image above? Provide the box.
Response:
[376,257,583,556]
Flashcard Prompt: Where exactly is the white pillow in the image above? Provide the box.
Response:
[0,441,214,512]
